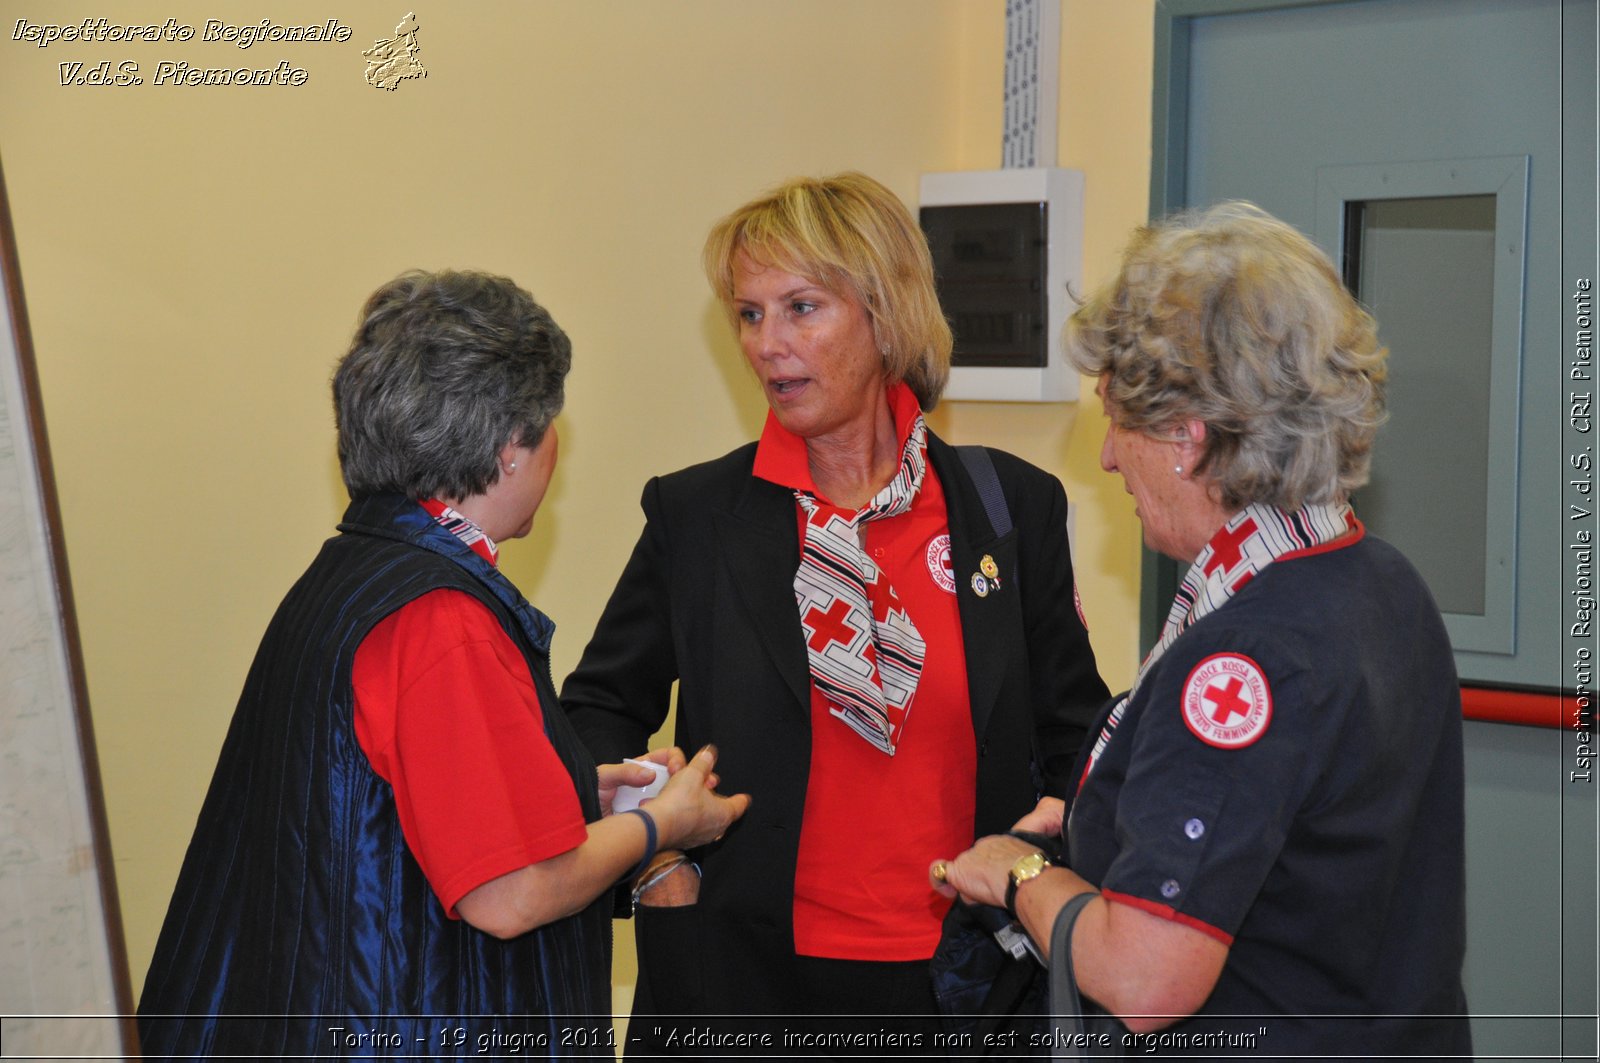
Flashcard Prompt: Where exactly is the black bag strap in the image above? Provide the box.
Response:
[1048,891,1101,1061]
[957,445,1013,539]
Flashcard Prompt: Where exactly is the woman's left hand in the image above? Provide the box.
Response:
[597,760,664,817]
[1011,796,1065,838]
[597,747,694,816]
[930,833,1047,910]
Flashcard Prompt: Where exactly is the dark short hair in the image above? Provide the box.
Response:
[333,270,571,500]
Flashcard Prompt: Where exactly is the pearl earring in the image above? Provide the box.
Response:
[509,462,517,472]
[1174,465,1184,476]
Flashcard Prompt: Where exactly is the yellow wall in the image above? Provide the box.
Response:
[0,0,1151,995]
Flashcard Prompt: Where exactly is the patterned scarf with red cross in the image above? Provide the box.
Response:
[1082,501,1356,779]
[793,415,930,756]
[418,498,498,564]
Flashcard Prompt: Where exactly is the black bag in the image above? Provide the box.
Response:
[931,898,1049,1052]
[930,832,1124,1060]
[929,830,1060,1055]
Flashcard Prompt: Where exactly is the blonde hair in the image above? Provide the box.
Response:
[1065,202,1388,511]
[703,172,953,409]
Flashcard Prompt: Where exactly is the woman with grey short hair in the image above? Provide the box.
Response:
[138,269,748,1059]
[934,203,1472,1057]
[334,269,574,502]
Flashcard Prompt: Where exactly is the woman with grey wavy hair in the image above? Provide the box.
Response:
[334,269,572,501]
[933,204,1472,1056]
[1068,201,1387,512]
[139,269,748,1059]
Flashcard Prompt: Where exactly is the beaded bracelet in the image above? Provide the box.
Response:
[622,808,658,883]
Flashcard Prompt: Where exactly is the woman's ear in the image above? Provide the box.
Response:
[496,442,520,479]
[1169,419,1209,478]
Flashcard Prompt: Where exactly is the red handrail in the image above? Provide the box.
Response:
[1460,687,1572,729]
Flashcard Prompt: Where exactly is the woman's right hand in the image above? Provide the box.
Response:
[646,745,750,851]
[635,859,701,907]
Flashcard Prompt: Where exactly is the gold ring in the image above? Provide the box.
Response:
[931,861,949,883]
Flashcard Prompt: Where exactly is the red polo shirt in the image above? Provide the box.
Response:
[753,383,977,960]
[352,583,588,918]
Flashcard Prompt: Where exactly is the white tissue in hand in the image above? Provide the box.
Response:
[612,758,668,812]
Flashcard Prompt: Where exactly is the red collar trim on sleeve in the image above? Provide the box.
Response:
[1100,889,1235,946]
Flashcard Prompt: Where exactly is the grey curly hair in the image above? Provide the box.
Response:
[334,269,571,501]
[1065,202,1387,511]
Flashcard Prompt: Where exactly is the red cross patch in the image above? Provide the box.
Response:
[925,533,956,594]
[1181,653,1272,748]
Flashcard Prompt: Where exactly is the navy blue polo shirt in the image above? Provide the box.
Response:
[1067,533,1472,1058]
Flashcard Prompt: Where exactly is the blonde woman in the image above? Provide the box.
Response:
[564,173,1107,1049]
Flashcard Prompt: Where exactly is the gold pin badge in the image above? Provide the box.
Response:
[980,555,999,579]
[971,573,990,597]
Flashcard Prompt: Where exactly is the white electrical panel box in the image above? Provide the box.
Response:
[919,168,1085,402]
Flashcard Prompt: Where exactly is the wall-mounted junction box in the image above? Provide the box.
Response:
[919,168,1085,402]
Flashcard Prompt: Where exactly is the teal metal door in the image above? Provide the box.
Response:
[1161,0,1568,687]
[1152,0,1596,1057]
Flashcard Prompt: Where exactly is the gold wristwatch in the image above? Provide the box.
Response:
[1005,850,1051,919]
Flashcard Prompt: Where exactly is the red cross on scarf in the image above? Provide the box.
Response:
[793,416,929,756]
[1203,516,1258,578]
[804,600,859,653]
[1076,501,1358,788]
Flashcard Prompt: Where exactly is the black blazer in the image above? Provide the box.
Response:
[562,430,1108,1014]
